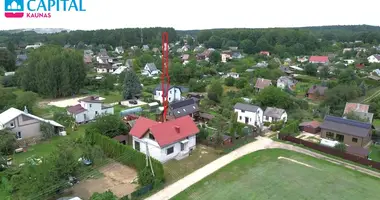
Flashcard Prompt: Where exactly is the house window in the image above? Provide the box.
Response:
[326,132,334,139]
[10,122,14,128]
[239,116,242,120]
[166,146,174,155]
[250,118,252,122]
[149,133,155,140]
[169,97,172,101]
[241,110,245,113]
[89,104,92,108]
[352,137,358,143]
[336,134,344,142]
[95,111,98,115]
[170,90,172,94]
[134,141,140,151]
[16,132,22,139]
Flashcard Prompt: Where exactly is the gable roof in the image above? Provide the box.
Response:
[299,121,321,128]
[343,103,369,115]
[234,103,261,112]
[67,104,87,114]
[0,108,63,130]
[319,115,372,138]
[169,99,199,118]
[78,96,103,103]
[145,63,158,71]
[309,56,329,63]
[307,85,328,95]
[255,78,272,89]
[130,116,199,147]
[264,107,286,118]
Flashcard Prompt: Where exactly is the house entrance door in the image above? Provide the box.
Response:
[181,143,185,151]
[245,117,249,124]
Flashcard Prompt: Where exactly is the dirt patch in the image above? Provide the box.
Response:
[47,96,89,108]
[278,156,321,170]
[71,162,138,199]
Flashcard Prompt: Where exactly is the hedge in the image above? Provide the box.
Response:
[85,130,165,184]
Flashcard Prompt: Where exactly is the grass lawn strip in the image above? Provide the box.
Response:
[172,149,380,200]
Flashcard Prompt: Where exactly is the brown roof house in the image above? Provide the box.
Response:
[299,121,321,134]
[319,115,373,148]
[306,85,327,100]
[254,78,272,92]
[343,103,373,123]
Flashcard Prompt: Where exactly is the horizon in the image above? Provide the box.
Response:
[1,0,379,30]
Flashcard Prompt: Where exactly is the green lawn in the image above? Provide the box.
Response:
[373,119,380,127]
[172,149,380,200]
[101,91,123,103]
[12,124,90,165]
[369,145,380,162]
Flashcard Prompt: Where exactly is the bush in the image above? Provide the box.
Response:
[138,167,155,186]
[279,120,300,136]
[85,130,165,185]
[334,143,347,152]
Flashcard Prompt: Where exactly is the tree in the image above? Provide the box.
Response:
[0,48,16,72]
[90,191,118,200]
[318,66,330,79]
[207,81,223,103]
[40,122,56,140]
[257,86,292,109]
[0,88,17,112]
[209,51,221,64]
[123,70,142,100]
[53,112,75,130]
[256,36,271,51]
[189,78,206,92]
[15,91,38,114]
[344,111,369,122]
[19,46,86,98]
[205,36,223,49]
[7,42,15,55]
[0,129,16,155]
[239,39,255,54]
[304,64,317,76]
[235,78,247,89]
[89,114,129,138]
[102,74,116,91]
[224,77,235,86]
[334,143,347,152]
[138,167,155,186]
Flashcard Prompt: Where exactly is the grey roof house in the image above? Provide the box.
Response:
[263,107,288,123]
[319,115,373,148]
[233,103,264,128]
[142,63,160,77]
[169,98,199,119]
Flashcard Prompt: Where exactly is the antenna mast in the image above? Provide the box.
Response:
[161,32,170,122]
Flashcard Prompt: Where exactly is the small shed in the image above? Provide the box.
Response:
[148,102,159,112]
[113,135,128,145]
[299,121,321,134]
[120,107,143,117]
[210,133,232,145]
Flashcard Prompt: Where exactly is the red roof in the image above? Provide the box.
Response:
[356,63,365,69]
[260,51,270,55]
[255,78,272,89]
[309,56,329,63]
[67,104,87,114]
[130,116,199,147]
[299,121,321,128]
[343,103,369,114]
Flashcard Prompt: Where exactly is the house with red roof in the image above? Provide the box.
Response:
[309,56,329,64]
[66,96,114,123]
[254,78,272,92]
[130,116,199,163]
[259,51,270,56]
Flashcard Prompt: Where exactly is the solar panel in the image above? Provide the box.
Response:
[325,115,371,129]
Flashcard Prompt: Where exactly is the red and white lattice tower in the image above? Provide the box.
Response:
[161,32,170,122]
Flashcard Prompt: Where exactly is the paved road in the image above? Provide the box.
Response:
[146,137,380,200]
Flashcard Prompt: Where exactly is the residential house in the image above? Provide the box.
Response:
[372,69,380,76]
[260,51,270,56]
[343,48,352,53]
[344,59,355,65]
[193,46,203,52]
[115,46,124,54]
[125,59,134,68]
[254,78,272,91]
[254,61,268,68]
[130,46,139,51]
[203,49,214,60]
[289,65,304,71]
[67,96,114,123]
[277,76,297,91]
[319,115,373,148]
[84,49,94,56]
[4,72,15,76]
[279,66,294,74]
[130,116,199,163]
[297,56,308,63]
[84,54,92,64]
[153,85,182,103]
[196,53,206,60]
[356,63,365,70]
[25,43,43,49]
[367,54,380,63]
[181,54,190,62]
[309,56,329,64]
[229,47,238,51]
[181,45,190,52]
[16,54,28,67]
[221,51,232,63]
[96,63,117,73]
[306,85,327,99]
[142,63,160,77]
[168,99,199,119]
[0,108,64,141]
[231,52,243,59]
[263,107,288,123]
[233,103,263,128]
[225,72,239,79]
[142,45,149,51]
[343,103,373,123]
[112,66,128,75]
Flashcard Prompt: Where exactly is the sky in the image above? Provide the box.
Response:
[0,0,379,30]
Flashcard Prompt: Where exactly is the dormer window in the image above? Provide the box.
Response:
[241,110,245,113]
[149,133,155,140]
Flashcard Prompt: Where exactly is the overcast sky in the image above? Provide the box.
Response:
[0,0,379,30]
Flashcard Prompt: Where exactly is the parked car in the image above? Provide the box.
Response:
[129,100,138,105]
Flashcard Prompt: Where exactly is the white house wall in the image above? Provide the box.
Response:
[234,108,263,127]
[154,88,182,103]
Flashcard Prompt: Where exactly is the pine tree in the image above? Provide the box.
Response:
[123,70,142,100]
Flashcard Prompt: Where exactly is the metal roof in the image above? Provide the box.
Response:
[234,103,261,113]
[320,115,372,138]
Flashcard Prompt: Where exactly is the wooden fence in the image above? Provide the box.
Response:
[278,133,380,170]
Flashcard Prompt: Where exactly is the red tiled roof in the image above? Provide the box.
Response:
[299,121,321,128]
[309,56,329,63]
[67,104,87,114]
[356,63,365,69]
[260,51,270,55]
[130,116,199,147]
[343,103,369,114]
[255,78,272,89]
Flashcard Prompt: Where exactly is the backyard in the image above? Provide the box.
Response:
[172,149,380,200]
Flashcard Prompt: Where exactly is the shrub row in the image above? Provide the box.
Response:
[85,130,165,184]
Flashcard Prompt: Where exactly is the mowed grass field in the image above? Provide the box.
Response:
[172,149,380,200]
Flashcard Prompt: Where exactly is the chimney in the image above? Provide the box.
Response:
[174,126,180,133]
